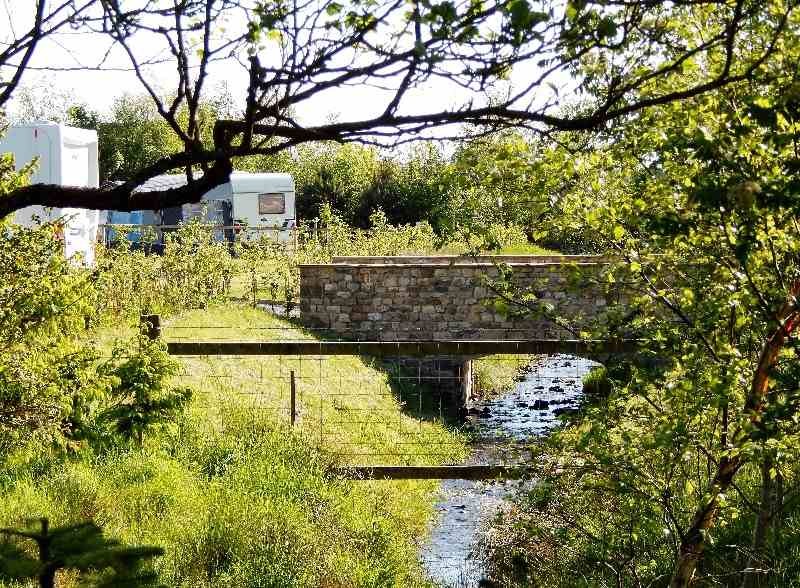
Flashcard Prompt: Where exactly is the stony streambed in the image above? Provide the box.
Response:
[419,355,598,587]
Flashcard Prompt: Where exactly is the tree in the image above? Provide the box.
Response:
[1,0,795,217]
[482,21,800,585]
[98,337,192,447]
[0,1,93,111]
[0,518,163,588]
[446,132,548,240]
[0,140,100,452]
[7,79,80,124]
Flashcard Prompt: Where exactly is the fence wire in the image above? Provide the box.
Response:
[161,321,601,587]
[167,347,514,464]
[163,323,600,465]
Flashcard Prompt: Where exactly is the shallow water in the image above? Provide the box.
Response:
[419,355,598,587]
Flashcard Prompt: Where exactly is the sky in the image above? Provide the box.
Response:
[2,0,569,134]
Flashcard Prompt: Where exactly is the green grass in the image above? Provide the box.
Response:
[0,303,468,587]
[581,366,612,398]
[491,243,559,255]
[473,354,536,398]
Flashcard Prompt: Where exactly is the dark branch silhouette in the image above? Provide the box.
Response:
[0,0,795,217]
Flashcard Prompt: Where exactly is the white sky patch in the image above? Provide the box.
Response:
[2,0,574,132]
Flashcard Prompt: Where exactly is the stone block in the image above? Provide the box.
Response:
[303,285,323,297]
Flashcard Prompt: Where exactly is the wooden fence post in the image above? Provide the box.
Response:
[140,314,162,340]
[290,370,297,426]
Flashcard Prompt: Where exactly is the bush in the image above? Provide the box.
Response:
[581,366,612,398]
[95,220,233,320]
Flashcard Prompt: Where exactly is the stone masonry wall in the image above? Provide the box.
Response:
[299,256,617,341]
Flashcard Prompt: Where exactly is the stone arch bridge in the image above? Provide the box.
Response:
[298,255,634,405]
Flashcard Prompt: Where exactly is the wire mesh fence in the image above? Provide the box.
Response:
[155,315,604,587]
[170,348,475,465]
[158,317,606,466]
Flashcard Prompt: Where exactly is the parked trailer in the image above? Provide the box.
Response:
[0,122,100,265]
[131,172,296,244]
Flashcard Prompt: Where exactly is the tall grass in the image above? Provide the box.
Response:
[0,304,467,587]
[473,355,537,398]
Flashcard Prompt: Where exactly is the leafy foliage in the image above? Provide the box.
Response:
[96,220,233,320]
[98,337,192,447]
[481,13,800,586]
[0,140,100,453]
[293,143,453,230]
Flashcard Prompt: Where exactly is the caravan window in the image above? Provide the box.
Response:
[258,193,285,215]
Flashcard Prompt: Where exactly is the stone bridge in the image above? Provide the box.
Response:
[299,255,618,341]
[298,255,628,408]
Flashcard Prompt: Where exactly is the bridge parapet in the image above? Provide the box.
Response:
[299,255,619,341]
[329,255,609,265]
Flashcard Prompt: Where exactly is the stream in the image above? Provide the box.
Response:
[419,354,599,587]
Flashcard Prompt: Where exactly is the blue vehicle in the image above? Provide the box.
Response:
[103,210,158,246]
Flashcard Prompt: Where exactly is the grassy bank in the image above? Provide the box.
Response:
[0,304,467,587]
[473,355,537,399]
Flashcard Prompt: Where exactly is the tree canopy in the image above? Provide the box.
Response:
[1,0,796,217]
[474,12,800,584]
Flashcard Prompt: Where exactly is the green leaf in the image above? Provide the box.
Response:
[597,16,616,38]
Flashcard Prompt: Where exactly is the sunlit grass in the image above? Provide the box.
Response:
[164,304,467,466]
[473,354,537,397]
[0,303,467,587]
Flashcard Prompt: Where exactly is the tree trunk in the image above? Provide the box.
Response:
[37,519,55,588]
[670,457,742,588]
[39,568,56,588]
[669,281,800,588]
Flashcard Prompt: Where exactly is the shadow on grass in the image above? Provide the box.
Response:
[378,358,465,427]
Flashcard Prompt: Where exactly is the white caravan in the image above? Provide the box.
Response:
[141,172,296,242]
[0,123,100,265]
